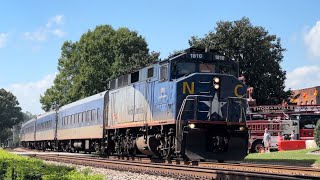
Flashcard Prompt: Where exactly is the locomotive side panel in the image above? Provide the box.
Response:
[107,77,176,128]
[108,86,134,126]
[151,79,176,123]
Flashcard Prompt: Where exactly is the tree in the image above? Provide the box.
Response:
[40,25,159,111]
[0,88,23,131]
[0,89,23,146]
[315,120,320,147]
[0,128,12,146]
[22,111,36,123]
[189,17,290,105]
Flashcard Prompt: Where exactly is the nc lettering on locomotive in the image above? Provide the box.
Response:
[183,82,194,94]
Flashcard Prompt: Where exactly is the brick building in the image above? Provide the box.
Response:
[291,86,320,105]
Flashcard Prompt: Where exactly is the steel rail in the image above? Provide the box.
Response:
[33,154,319,180]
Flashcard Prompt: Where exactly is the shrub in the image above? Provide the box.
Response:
[0,149,103,179]
[315,120,320,147]
[0,161,9,179]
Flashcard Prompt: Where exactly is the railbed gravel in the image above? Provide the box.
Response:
[44,160,176,180]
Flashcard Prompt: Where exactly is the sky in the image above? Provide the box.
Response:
[1,1,320,115]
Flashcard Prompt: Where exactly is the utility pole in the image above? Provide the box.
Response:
[11,117,18,147]
[52,101,59,151]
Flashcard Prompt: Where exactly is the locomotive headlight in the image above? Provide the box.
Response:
[239,126,245,131]
[188,123,196,129]
[214,84,220,89]
[214,77,220,83]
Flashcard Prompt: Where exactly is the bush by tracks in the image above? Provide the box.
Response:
[0,149,103,180]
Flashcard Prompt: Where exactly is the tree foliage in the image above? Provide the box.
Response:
[0,89,23,145]
[315,120,320,147]
[40,25,159,111]
[189,17,290,105]
[22,111,36,123]
[0,88,23,131]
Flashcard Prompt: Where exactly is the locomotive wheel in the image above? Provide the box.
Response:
[251,140,263,153]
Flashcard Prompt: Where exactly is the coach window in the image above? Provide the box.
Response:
[159,64,168,82]
[92,109,96,121]
[97,108,100,121]
[311,100,314,105]
[147,67,154,78]
[75,114,78,123]
[82,112,86,122]
[87,110,91,121]
[71,115,74,124]
[300,101,303,105]
[306,101,309,105]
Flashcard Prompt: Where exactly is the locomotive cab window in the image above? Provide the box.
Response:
[199,63,215,73]
[171,61,196,79]
[218,64,237,76]
[159,64,168,81]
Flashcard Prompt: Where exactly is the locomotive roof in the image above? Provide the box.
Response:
[58,90,108,111]
[162,47,235,63]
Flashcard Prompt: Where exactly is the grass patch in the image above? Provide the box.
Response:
[244,148,320,167]
[0,149,104,180]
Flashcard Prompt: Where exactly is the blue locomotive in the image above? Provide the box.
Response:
[21,48,249,161]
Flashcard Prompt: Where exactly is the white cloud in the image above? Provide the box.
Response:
[0,33,8,48]
[24,28,48,41]
[285,65,320,90]
[51,29,66,38]
[6,73,57,115]
[46,15,64,28]
[304,21,320,58]
[24,15,66,41]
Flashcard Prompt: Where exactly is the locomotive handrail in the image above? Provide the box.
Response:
[225,97,248,123]
[177,94,213,122]
[176,95,213,153]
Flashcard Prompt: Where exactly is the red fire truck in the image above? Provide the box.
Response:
[289,113,320,140]
[247,105,320,152]
[247,119,299,153]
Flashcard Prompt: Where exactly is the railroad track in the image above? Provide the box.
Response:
[33,154,320,180]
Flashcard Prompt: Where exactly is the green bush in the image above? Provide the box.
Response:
[0,149,103,180]
[43,170,104,180]
[315,120,320,147]
[0,161,9,179]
